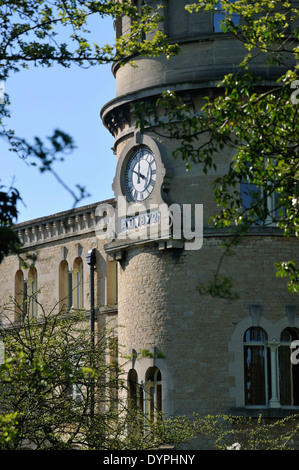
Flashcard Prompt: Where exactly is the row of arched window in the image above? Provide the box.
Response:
[14,254,118,321]
[244,326,299,407]
[128,367,162,420]
[58,258,84,313]
[14,257,84,321]
[127,327,299,413]
[14,267,38,319]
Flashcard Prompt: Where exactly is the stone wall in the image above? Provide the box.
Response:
[0,201,118,329]
[117,233,298,417]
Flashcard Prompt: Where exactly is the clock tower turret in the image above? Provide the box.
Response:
[100,0,298,433]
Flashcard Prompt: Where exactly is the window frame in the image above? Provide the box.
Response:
[243,327,270,407]
[73,257,84,310]
[243,326,299,409]
[27,267,38,318]
[127,366,162,424]
[144,367,162,421]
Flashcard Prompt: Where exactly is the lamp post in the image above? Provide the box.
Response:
[86,248,96,420]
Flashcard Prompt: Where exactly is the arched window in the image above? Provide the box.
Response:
[144,367,162,421]
[243,327,269,406]
[128,369,138,408]
[127,369,144,432]
[14,270,26,321]
[59,260,72,312]
[243,326,299,408]
[106,256,118,306]
[73,257,83,309]
[128,369,143,411]
[279,328,299,406]
[28,267,38,318]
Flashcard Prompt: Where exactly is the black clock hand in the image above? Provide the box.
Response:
[133,170,146,180]
[144,165,152,186]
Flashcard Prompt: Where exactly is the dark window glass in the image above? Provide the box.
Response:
[279,328,299,406]
[244,327,268,405]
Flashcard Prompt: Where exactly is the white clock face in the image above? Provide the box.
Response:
[125,147,157,202]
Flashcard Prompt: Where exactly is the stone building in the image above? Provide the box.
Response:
[0,0,298,449]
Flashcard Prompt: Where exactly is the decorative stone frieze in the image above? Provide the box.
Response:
[13,200,115,248]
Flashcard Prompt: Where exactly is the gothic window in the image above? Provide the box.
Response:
[279,328,299,406]
[128,369,143,412]
[68,269,73,309]
[145,366,162,421]
[73,257,83,309]
[244,326,299,408]
[28,267,38,318]
[59,258,83,312]
[128,369,138,409]
[23,280,28,316]
[106,257,118,306]
[59,260,72,312]
[14,269,26,321]
[127,367,162,425]
[127,369,144,433]
[244,327,269,406]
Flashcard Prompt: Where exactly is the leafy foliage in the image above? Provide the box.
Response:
[0,297,196,450]
[1,298,299,449]
[192,413,299,450]
[134,0,299,295]
[0,412,18,446]
[0,0,179,262]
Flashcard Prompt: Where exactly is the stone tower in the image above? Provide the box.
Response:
[100,0,298,432]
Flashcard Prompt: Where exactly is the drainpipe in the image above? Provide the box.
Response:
[86,248,96,420]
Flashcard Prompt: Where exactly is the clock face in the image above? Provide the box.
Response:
[125,147,157,202]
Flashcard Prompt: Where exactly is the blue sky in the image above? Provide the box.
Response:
[0,16,117,224]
